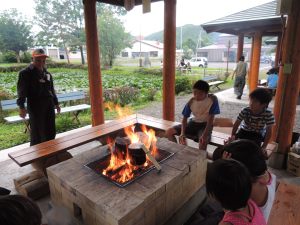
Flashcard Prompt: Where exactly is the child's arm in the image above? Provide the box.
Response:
[199,114,214,149]
[231,120,241,139]
[179,117,188,145]
[262,125,273,149]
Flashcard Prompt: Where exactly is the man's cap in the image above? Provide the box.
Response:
[32,49,48,58]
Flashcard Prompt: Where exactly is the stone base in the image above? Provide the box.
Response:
[267,152,287,169]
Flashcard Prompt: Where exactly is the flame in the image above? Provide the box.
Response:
[102,103,159,184]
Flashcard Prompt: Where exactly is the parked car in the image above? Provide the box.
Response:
[188,57,208,68]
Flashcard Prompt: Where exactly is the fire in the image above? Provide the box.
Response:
[102,104,159,184]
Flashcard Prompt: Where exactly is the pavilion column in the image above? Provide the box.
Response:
[249,31,262,92]
[236,34,244,61]
[274,34,282,67]
[83,0,104,126]
[247,37,254,87]
[163,0,176,121]
[272,0,300,159]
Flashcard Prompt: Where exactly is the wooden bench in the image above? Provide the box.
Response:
[268,182,300,225]
[8,114,179,169]
[202,75,225,90]
[0,91,90,132]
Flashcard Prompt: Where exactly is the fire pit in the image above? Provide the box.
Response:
[47,114,207,225]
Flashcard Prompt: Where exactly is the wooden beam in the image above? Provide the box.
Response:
[249,31,262,92]
[237,34,244,62]
[162,0,176,121]
[83,0,104,126]
[272,0,300,154]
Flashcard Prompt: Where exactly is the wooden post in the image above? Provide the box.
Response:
[247,37,254,87]
[83,0,104,126]
[274,34,282,67]
[163,0,176,121]
[237,34,244,62]
[249,31,262,92]
[272,0,300,155]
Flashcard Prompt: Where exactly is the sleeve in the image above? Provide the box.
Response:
[182,103,192,118]
[237,108,247,121]
[209,96,220,115]
[16,70,28,109]
[266,111,275,126]
[49,73,59,106]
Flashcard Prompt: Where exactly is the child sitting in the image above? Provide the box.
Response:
[206,159,266,225]
[230,88,275,154]
[213,139,276,222]
[166,80,220,150]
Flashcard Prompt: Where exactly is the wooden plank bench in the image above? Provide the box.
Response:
[202,75,225,90]
[8,114,176,168]
[268,182,300,225]
[0,91,90,132]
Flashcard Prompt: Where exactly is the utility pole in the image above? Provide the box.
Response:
[196,28,202,59]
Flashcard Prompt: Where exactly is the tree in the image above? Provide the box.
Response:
[34,0,85,64]
[97,8,132,67]
[183,38,196,58]
[0,9,33,63]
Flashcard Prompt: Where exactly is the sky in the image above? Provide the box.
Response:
[2,0,273,36]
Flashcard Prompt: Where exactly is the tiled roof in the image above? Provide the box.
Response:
[203,1,278,26]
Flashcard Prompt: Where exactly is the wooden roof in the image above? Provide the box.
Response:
[202,0,283,36]
[96,0,162,7]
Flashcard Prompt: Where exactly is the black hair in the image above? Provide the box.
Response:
[0,195,42,225]
[239,55,245,61]
[193,80,209,93]
[213,139,267,179]
[206,159,252,211]
[249,88,272,105]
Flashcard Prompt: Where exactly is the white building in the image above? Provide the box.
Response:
[121,40,164,58]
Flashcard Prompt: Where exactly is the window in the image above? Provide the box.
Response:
[121,52,128,57]
[150,51,158,57]
[198,52,208,57]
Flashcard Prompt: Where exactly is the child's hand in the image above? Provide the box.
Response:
[222,151,232,159]
[225,135,236,144]
[179,135,187,145]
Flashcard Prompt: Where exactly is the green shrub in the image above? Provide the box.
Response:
[104,86,139,106]
[133,68,162,76]
[175,76,192,94]
[20,52,32,63]
[2,51,17,63]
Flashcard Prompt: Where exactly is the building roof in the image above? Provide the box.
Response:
[202,0,283,36]
[199,43,272,50]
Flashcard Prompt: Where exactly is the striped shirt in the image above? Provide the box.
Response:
[237,107,275,135]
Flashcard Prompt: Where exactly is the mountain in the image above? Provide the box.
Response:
[144,24,218,49]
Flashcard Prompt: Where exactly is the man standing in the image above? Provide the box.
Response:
[17,49,60,146]
[232,55,248,99]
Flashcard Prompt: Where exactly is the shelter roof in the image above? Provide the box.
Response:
[202,0,283,36]
[97,0,162,7]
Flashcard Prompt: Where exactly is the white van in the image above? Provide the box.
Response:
[188,57,208,68]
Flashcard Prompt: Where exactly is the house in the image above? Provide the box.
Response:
[196,34,274,62]
[121,40,164,58]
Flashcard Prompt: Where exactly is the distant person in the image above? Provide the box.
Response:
[267,67,279,89]
[17,49,61,146]
[0,194,42,225]
[232,55,248,99]
[213,139,276,222]
[166,80,220,150]
[229,88,275,154]
[186,62,192,73]
[206,159,266,225]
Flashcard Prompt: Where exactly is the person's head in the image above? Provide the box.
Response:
[32,49,48,71]
[206,159,252,211]
[239,55,245,61]
[192,80,209,101]
[249,88,272,113]
[213,139,267,181]
[0,194,42,225]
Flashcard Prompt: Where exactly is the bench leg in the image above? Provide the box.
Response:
[72,111,81,124]
[24,121,30,133]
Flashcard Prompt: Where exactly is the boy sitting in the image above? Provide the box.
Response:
[230,88,275,152]
[166,80,220,150]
